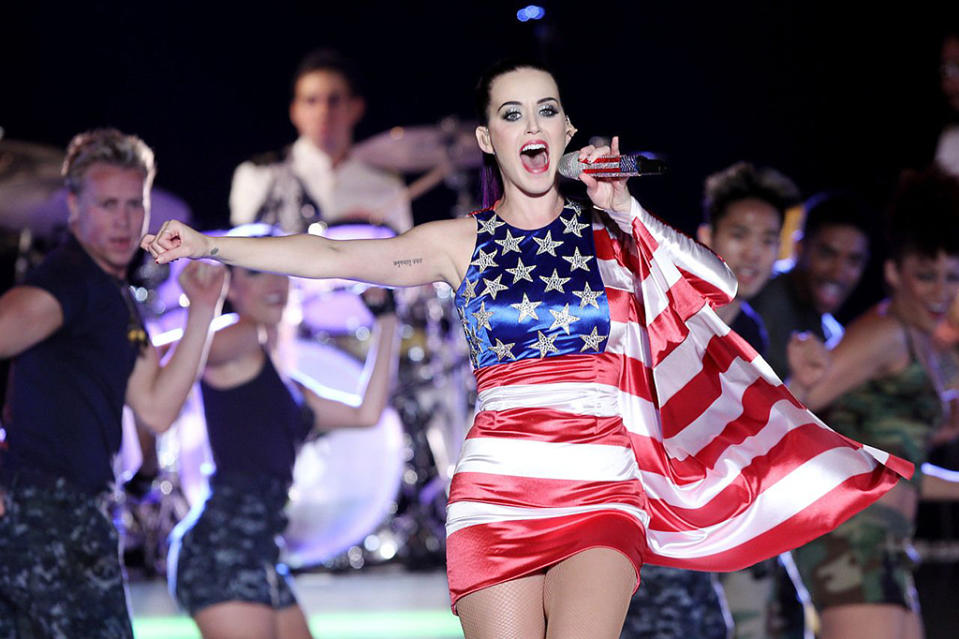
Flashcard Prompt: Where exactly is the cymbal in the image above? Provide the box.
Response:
[28,186,192,238]
[353,118,482,173]
[0,139,191,238]
[0,140,66,235]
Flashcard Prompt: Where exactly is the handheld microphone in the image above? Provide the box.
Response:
[558,151,667,179]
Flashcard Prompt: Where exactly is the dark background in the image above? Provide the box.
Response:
[4,2,959,633]
[2,1,955,238]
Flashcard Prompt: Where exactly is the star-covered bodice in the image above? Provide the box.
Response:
[455,202,611,370]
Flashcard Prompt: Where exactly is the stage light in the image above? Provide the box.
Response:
[517,5,545,22]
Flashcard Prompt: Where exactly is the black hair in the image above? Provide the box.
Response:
[803,190,874,243]
[291,48,364,98]
[886,167,959,263]
[702,162,799,228]
[473,57,559,208]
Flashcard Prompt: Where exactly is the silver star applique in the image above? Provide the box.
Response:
[560,214,591,238]
[470,248,498,273]
[505,258,536,284]
[462,277,479,304]
[471,301,495,331]
[477,215,506,235]
[532,330,560,358]
[562,247,594,272]
[572,282,603,309]
[540,268,572,293]
[510,293,543,322]
[548,303,581,335]
[579,326,607,352]
[494,229,525,254]
[481,274,508,300]
[488,338,516,361]
[532,230,564,256]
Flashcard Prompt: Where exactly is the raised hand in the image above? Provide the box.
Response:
[787,331,831,392]
[141,220,213,265]
[177,261,229,313]
[577,135,632,214]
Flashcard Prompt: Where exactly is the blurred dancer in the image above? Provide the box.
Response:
[0,128,226,638]
[230,49,412,232]
[168,226,398,639]
[751,191,871,378]
[789,168,959,639]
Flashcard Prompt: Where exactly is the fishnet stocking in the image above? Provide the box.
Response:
[457,573,547,639]
[544,548,637,639]
[456,548,637,639]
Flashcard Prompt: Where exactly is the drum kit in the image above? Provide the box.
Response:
[102,118,483,577]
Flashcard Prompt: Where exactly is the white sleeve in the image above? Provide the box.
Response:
[229,162,274,226]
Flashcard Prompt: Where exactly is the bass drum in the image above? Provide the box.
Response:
[158,317,405,571]
[282,339,405,570]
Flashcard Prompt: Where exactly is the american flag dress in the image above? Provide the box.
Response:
[446,198,912,610]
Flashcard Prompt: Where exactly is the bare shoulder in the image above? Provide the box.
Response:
[407,217,476,241]
[403,217,477,285]
[839,303,909,360]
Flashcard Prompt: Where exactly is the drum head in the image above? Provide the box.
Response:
[282,339,405,569]
[296,222,396,335]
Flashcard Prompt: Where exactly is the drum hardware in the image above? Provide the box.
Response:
[352,117,482,174]
[0,139,65,238]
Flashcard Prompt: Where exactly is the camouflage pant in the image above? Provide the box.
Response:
[0,477,133,639]
[168,473,298,615]
[793,501,919,611]
[620,564,731,639]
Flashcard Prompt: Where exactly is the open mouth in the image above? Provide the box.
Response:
[520,140,549,174]
[814,280,845,310]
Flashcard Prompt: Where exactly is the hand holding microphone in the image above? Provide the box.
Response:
[558,149,667,179]
[573,136,662,214]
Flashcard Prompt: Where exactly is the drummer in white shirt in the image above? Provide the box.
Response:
[229,49,413,234]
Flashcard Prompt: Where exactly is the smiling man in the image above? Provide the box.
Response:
[697,162,801,355]
[751,190,872,379]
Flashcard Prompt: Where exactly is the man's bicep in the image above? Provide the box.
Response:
[0,286,64,358]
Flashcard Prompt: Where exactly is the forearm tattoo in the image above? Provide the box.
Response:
[210,247,219,256]
[393,257,423,268]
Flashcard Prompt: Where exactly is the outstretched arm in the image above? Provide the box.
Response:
[141,217,475,290]
[788,311,906,412]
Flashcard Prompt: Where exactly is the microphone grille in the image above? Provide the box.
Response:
[557,152,583,179]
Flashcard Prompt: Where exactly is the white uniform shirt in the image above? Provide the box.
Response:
[230,137,412,232]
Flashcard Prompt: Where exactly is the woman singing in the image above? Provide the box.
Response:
[145,60,910,638]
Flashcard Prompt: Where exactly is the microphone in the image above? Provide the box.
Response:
[558,151,667,179]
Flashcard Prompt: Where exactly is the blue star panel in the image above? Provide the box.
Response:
[455,202,612,369]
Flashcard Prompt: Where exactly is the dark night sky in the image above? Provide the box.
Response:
[1,1,954,248]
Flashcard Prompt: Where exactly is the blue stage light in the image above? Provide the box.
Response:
[516,5,545,22]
